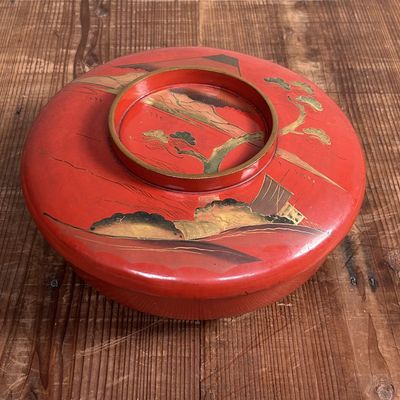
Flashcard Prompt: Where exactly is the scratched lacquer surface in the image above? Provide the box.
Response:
[1,1,400,399]
[21,46,364,323]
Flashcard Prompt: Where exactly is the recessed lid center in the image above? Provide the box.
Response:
[109,67,278,191]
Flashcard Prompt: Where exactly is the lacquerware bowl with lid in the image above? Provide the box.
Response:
[21,47,365,319]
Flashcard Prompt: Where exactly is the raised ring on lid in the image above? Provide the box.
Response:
[109,67,278,191]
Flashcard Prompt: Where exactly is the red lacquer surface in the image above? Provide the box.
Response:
[21,47,366,319]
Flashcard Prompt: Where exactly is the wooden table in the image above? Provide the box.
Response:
[1,1,399,399]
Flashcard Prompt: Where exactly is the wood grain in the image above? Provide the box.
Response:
[0,1,399,399]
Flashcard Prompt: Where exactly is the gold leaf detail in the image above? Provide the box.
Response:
[296,96,323,111]
[143,130,169,143]
[264,77,291,90]
[303,128,331,144]
[74,71,145,94]
[291,81,314,94]
[276,148,344,190]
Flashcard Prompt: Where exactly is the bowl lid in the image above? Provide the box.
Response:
[21,47,365,300]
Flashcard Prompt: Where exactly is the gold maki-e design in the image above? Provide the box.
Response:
[138,87,265,174]
[72,64,341,189]
[264,77,331,145]
[142,129,263,174]
[89,197,300,241]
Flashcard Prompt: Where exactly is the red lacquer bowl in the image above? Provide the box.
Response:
[21,48,366,319]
